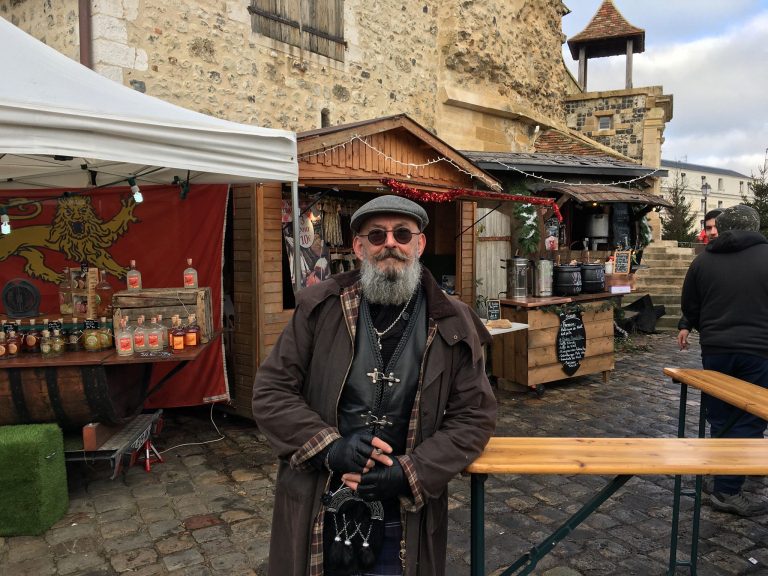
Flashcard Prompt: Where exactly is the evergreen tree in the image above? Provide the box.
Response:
[661,172,697,243]
[741,165,768,237]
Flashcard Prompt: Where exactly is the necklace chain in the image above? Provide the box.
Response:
[373,291,414,340]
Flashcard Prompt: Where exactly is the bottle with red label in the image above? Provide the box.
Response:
[133,315,147,352]
[147,317,162,351]
[184,314,200,347]
[183,258,198,288]
[116,318,134,357]
[170,316,186,353]
[127,260,142,290]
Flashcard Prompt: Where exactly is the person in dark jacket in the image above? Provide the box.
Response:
[252,195,497,575]
[681,204,768,516]
[678,208,721,350]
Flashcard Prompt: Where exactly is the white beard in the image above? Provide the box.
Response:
[360,247,422,305]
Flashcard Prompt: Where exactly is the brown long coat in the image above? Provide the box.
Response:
[252,270,497,576]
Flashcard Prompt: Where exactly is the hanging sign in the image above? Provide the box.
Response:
[298,214,314,248]
[556,310,586,376]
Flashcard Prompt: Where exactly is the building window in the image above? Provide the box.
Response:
[718,201,723,208]
[700,199,706,212]
[718,177,724,191]
[249,0,346,61]
[598,116,612,130]
[740,181,744,193]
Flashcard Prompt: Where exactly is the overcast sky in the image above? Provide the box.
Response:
[561,0,768,177]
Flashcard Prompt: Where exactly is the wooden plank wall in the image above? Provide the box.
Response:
[231,184,258,418]
[475,203,514,301]
[457,201,476,307]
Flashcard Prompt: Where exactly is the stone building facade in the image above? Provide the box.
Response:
[1,0,576,154]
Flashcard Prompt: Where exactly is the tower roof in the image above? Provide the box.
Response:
[567,0,645,60]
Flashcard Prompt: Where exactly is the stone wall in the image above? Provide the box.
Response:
[0,0,80,60]
[1,0,574,152]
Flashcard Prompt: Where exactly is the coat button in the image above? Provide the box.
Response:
[453,334,458,340]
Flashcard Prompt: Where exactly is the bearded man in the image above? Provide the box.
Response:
[252,195,496,576]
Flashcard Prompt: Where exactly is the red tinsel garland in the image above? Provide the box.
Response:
[380,178,562,222]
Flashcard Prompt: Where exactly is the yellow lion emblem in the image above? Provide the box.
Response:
[0,195,138,284]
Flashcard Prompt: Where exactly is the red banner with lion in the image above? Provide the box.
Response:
[0,183,229,407]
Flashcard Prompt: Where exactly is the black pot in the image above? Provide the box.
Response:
[580,263,605,293]
[553,265,582,296]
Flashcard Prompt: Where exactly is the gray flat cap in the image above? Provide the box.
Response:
[350,195,429,232]
[716,204,760,232]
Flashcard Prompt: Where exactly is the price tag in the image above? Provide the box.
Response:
[613,251,631,275]
[486,299,501,321]
[298,215,314,249]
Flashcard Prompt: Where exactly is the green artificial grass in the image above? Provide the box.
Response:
[0,424,68,536]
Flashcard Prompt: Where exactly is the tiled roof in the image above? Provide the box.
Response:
[463,151,663,177]
[535,129,614,157]
[567,0,645,59]
[533,183,672,207]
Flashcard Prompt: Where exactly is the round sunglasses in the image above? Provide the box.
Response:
[357,227,420,246]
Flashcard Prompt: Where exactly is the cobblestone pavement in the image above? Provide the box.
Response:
[2,331,768,576]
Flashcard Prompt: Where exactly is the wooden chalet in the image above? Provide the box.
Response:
[229,114,501,418]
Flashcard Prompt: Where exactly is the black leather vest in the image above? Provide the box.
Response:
[337,289,426,454]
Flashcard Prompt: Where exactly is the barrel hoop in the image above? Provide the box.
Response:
[45,366,74,429]
[81,366,117,423]
[8,368,32,423]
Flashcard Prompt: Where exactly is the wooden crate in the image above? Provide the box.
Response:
[112,288,214,343]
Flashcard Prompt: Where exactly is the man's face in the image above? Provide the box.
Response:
[353,215,426,278]
[704,218,718,241]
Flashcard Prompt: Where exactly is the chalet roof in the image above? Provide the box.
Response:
[464,151,662,178]
[567,0,645,60]
[297,114,502,192]
[533,183,672,207]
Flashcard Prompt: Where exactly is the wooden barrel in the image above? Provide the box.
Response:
[0,365,147,430]
[580,263,606,293]
[553,265,582,296]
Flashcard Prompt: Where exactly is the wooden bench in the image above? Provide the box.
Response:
[465,436,768,576]
[663,367,768,574]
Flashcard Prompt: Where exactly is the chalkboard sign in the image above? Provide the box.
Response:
[486,299,501,321]
[556,311,587,376]
[613,250,632,275]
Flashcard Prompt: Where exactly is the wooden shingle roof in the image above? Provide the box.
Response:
[567,0,645,59]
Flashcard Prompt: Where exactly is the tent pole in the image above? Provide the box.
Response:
[291,181,302,293]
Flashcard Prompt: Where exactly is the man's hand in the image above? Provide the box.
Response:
[327,433,375,474]
[678,329,690,351]
[355,458,409,501]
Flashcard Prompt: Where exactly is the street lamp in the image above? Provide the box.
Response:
[701,176,711,218]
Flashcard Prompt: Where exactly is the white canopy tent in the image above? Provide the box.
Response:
[0,17,297,190]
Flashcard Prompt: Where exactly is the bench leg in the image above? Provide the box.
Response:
[501,475,632,576]
[470,474,487,576]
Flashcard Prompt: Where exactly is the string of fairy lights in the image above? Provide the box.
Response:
[297,134,661,188]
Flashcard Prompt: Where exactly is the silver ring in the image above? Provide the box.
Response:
[374,448,383,455]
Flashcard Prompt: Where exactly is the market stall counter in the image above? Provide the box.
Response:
[491,292,619,395]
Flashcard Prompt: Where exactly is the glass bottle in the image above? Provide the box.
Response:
[170,316,186,353]
[127,260,142,290]
[95,270,115,317]
[51,328,65,356]
[116,318,134,357]
[67,317,83,352]
[7,330,20,358]
[133,315,147,352]
[183,258,198,288]
[59,267,73,315]
[146,316,162,351]
[40,329,54,357]
[184,314,200,347]
[82,319,101,352]
[23,319,41,353]
[156,314,169,348]
[0,332,7,360]
[98,317,114,350]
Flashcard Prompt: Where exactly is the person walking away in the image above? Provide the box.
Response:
[252,195,497,575]
[678,208,722,350]
[681,204,768,515]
